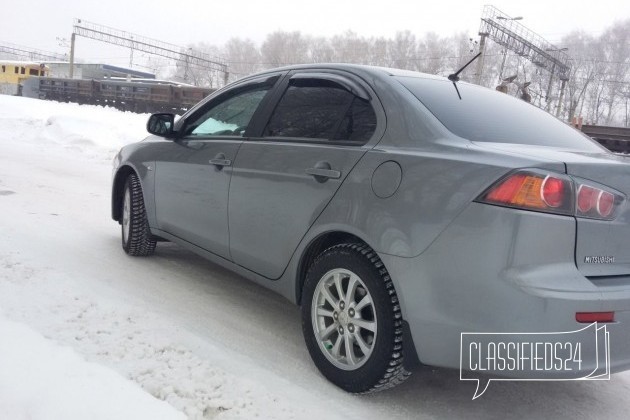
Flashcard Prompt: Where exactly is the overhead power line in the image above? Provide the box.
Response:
[69,18,229,86]
[0,41,67,61]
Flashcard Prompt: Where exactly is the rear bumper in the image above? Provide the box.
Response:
[382,203,630,376]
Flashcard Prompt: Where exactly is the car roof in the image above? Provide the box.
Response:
[244,63,447,82]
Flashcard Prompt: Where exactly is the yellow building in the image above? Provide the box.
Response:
[0,61,48,95]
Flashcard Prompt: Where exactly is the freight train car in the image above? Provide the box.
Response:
[22,76,214,114]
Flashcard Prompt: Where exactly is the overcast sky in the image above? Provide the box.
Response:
[1,0,628,69]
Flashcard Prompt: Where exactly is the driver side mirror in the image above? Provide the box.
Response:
[147,113,175,137]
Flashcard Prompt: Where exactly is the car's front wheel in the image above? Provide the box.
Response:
[301,243,410,393]
[121,173,156,256]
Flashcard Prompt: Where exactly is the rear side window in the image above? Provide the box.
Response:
[333,97,377,142]
[264,78,376,143]
[398,77,603,152]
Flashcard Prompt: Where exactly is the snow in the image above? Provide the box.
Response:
[2,95,148,158]
[3,94,630,419]
[0,314,184,420]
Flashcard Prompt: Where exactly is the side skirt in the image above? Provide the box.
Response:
[150,228,297,303]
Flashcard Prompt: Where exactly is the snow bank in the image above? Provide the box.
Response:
[0,95,148,159]
[0,313,185,420]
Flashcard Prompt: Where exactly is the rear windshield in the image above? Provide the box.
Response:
[397,76,604,152]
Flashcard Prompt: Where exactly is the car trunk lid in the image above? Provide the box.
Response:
[566,156,630,276]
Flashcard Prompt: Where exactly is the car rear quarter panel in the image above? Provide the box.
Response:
[309,138,566,259]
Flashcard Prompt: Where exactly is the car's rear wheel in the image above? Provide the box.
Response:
[301,243,410,393]
[121,174,156,256]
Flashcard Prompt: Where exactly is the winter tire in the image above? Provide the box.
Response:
[302,243,411,393]
[121,173,156,256]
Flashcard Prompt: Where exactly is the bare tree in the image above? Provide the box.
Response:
[559,31,605,122]
[599,19,630,124]
[329,31,370,64]
[168,42,224,87]
[388,30,417,70]
[417,32,450,75]
[368,36,391,67]
[308,36,335,63]
[224,38,262,82]
[261,31,309,67]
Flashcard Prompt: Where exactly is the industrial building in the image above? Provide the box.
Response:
[45,63,155,80]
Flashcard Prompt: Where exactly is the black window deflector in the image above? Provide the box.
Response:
[289,73,371,101]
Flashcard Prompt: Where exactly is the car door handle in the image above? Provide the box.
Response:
[305,168,341,178]
[209,158,232,166]
[209,153,232,169]
[306,161,341,183]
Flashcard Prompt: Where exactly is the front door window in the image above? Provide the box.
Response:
[185,87,271,137]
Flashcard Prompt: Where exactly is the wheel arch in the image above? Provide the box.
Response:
[111,165,137,222]
[295,230,369,306]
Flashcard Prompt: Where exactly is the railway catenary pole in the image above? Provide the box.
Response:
[69,33,76,79]
[555,80,567,118]
[475,34,487,85]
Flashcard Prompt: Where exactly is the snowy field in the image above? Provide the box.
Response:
[2,94,630,419]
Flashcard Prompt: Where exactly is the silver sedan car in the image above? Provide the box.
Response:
[112,64,630,393]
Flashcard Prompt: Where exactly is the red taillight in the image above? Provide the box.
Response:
[597,191,614,218]
[486,174,529,204]
[576,183,619,220]
[478,170,623,220]
[577,185,597,213]
[485,174,550,209]
[576,312,615,323]
[541,176,565,208]
[480,171,572,214]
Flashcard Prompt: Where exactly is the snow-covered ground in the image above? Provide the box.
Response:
[2,94,630,419]
[0,315,184,420]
